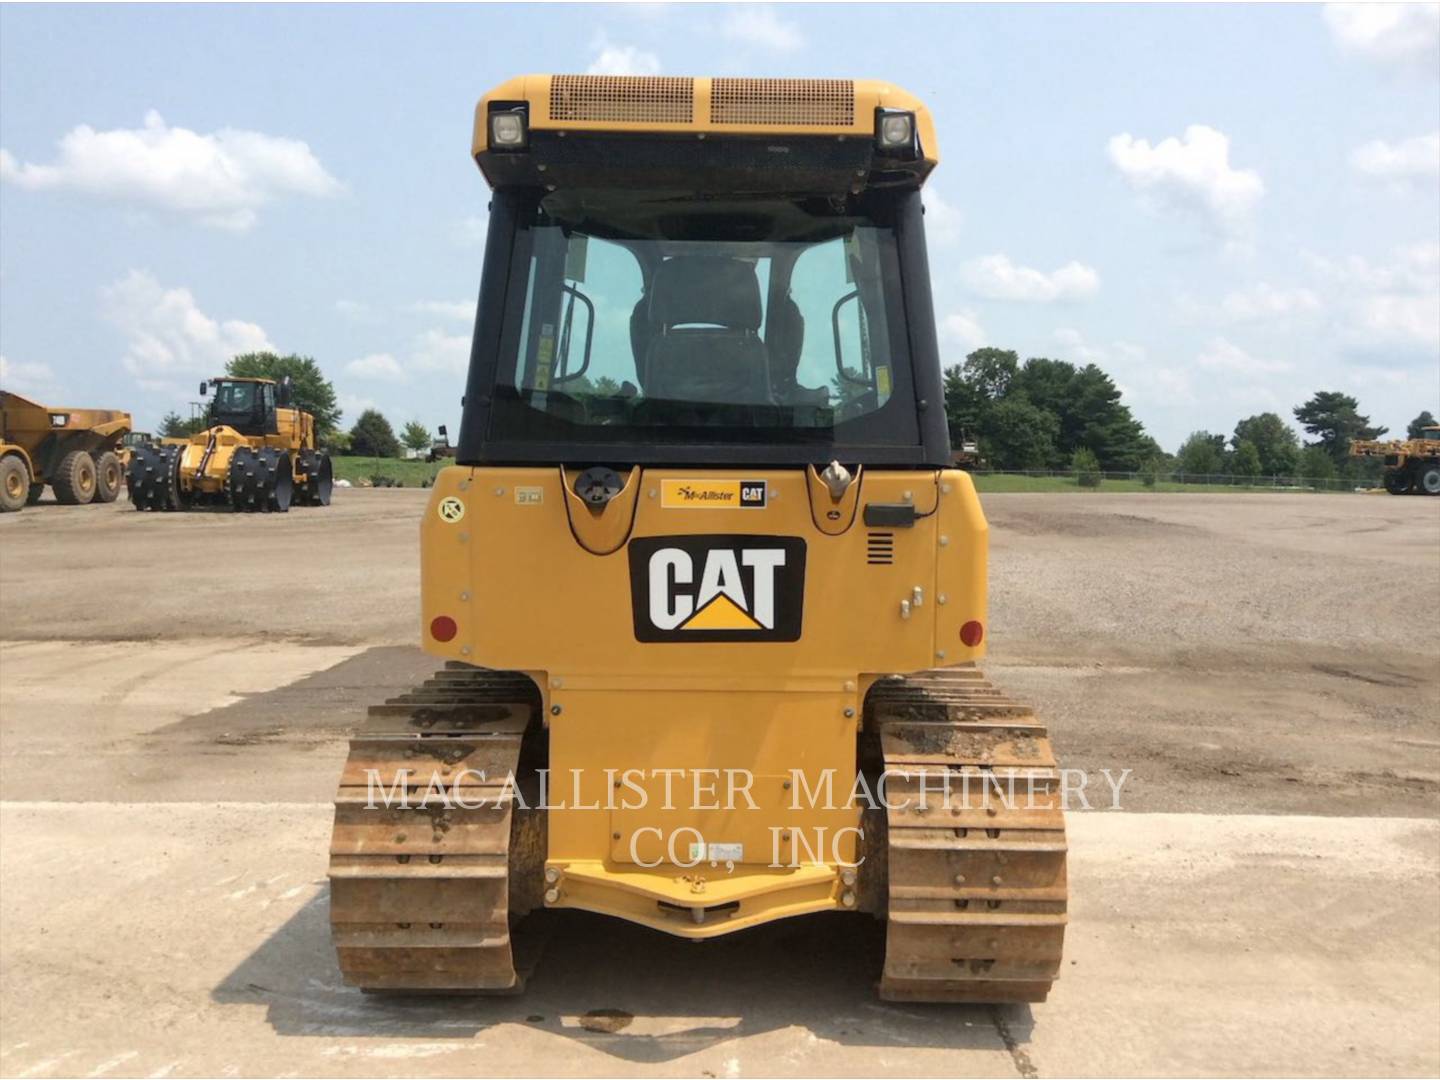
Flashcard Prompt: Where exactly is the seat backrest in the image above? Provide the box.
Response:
[642,257,771,405]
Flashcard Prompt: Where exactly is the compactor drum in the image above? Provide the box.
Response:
[128,376,331,512]
[330,75,1067,1002]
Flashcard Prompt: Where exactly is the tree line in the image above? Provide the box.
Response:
[157,351,441,458]
[943,347,1435,482]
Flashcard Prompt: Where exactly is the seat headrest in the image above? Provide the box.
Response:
[649,256,762,332]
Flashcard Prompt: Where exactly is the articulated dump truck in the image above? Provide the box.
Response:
[127,376,332,512]
[329,75,1067,1003]
[0,390,132,512]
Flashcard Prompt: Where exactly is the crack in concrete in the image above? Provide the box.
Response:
[990,1006,1039,1079]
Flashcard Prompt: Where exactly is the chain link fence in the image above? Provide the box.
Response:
[970,467,1369,493]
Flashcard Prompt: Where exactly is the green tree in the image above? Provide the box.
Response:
[1232,412,1300,475]
[159,411,205,438]
[1299,444,1337,487]
[226,352,342,437]
[401,420,432,453]
[1010,358,1150,470]
[979,395,1059,470]
[1140,454,1167,488]
[1231,440,1262,480]
[1293,391,1385,466]
[1408,410,1438,439]
[942,348,1019,444]
[1176,431,1227,480]
[1072,446,1102,488]
[349,409,400,458]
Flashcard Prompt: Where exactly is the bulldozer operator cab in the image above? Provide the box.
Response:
[198,377,291,438]
[460,80,947,469]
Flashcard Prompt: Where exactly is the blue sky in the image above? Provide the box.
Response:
[2,2,1437,449]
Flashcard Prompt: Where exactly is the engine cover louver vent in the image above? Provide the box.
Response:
[867,532,895,565]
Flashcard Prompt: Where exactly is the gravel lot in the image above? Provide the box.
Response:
[4,488,1436,815]
[1,487,1437,1078]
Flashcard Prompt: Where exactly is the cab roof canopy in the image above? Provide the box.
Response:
[472,75,939,196]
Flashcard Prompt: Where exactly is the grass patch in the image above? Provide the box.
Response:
[331,456,444,487]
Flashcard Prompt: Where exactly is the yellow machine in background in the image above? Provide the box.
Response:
[0,390,132,512]
[329,75,1067,1004]
[127,376,332,512]
[1352,426,1440,495]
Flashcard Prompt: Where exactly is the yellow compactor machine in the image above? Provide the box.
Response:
[0,390,131,512]
[329,75,1067,1003]
[127,376,332,511]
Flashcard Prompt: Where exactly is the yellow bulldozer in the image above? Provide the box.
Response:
[1351,426,1440,495]
[0,390,132,513]
[328,75,1067,1004]
[127,375,333,512]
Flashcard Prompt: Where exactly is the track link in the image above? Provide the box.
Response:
[868,667,1067,1003]
[329,664,541,993]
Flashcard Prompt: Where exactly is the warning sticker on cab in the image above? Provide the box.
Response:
[660,479,767,509]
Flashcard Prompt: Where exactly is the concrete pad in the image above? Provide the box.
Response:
[0,639,365,803]
[1,804,1435,1078]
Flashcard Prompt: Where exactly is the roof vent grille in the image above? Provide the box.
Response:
[711,78,855,126]
[549,75,695,124]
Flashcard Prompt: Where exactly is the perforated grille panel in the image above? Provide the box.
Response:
[549,75,695,124]
[710,78,855,126]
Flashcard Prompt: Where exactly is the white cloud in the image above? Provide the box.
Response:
[339,392,378,419]
[0,355,64,400]
[1107,125,1264,237]
[923,189,963,247]
[940,310,986,351]
[1218,283,1323,322]
[587,40,662,76]
[1052,327,1146,368]
[100,270,274,384]
[720,6,805,52]
[0,111,341,231]
[456,215,488,248]
[345,352,407,382]
[409,300,474,321]
[1196,336,1293,376]
[411,328,470,375]
[961,254,1100,302]
[1355,293,1440,350]
[1305,242,1440,354]
[1323,3,1440,72]
[1351,132,1440,181]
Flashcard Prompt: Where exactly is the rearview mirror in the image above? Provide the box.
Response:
[437,425,447,437]
[277,376,294,406]
[198,381,208,396]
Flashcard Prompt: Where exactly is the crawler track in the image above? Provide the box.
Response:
[867,667,1067,1003]
[328,664,543,992]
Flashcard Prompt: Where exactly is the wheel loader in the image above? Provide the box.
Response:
[0,390,132,512]
[329,75,1067,1003]
[127,375,333,512]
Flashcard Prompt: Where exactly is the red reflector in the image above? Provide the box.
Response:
[430,615,458,642]
[959,620,985,647]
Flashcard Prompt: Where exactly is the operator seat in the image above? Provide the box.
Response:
[642,256,772,405]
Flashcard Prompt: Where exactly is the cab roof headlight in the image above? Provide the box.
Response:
[875,108,919,160]
[488,106,528,150]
